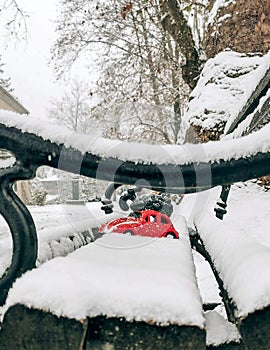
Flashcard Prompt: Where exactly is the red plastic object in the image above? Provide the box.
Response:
[99,210,179,239]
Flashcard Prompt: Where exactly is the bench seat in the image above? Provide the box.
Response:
[1,234,206,349]
[193,185,270,349]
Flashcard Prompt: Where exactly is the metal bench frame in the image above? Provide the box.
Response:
[0,120,269,319]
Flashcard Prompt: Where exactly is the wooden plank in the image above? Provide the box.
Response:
[239,306,270,350]
[0,305,205,350]
[0,304,88,350]
[207,343,245,350]
[86,316,205,350]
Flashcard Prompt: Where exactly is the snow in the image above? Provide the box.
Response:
[223,88,270,139]
[3,195,264,345]
[0,109,270,169]
[207,0,236,25]
[217,14,232,23]
[193,252,221,305]
[0,156,16,169]
[205,310,241,346]
[0,201,242,345]
[184,50,270,134]
[3,234,205,328]
[180,182,270,318]
[0,110,269,346]
[0,202,121,276]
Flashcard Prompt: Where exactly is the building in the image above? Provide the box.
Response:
[0,85,29,115]
[0,85,31,204]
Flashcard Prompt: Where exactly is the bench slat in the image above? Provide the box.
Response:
[2,234,206,349]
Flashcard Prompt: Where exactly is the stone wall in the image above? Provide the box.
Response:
[205,0,270,58]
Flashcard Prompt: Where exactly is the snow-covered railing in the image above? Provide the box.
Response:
[1,112,270,191]
[0,111,270,306]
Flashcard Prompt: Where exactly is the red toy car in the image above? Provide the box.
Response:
[99,210,179,239]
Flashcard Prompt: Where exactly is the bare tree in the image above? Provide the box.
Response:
[0,55,13,92]
[0,0,28,40]
[48,79,98,134]
[51,0,197,144]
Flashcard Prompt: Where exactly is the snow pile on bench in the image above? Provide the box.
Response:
[205,310,241,346]
[186,183,270,318]
[3,234,205,328]
[37,209,121,264]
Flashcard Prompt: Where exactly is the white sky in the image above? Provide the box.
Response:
[0,0,86,120]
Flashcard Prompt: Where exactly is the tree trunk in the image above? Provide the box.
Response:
[159,0,202,89]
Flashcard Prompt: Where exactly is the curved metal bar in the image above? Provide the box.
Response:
[0,163,38,305]
[0,123,270,193]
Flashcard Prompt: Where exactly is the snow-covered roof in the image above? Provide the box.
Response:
[185,50,270,134]
[0,85,29,115]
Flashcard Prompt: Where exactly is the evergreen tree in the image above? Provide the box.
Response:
[0,56,13,92]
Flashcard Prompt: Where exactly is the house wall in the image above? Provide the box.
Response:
[0,85,31,204]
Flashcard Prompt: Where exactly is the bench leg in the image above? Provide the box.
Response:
[0,165,38,305]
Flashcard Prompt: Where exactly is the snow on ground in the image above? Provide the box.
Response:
[0,202,122,275]
[0,156,16,169]
[3,234,205,328]
[1,110,270,167]
[172,204,222,305]
[180,182,270,318]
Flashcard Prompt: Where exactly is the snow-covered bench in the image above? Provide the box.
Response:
[0,207,121,277]
[186,185,270,350]
[0,113,270,348]
[1,234,206,349]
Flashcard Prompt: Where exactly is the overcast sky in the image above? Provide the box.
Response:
[0,0,74,120]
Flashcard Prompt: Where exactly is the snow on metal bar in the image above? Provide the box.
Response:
[0,110,270,165]
[0,111,270,193]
